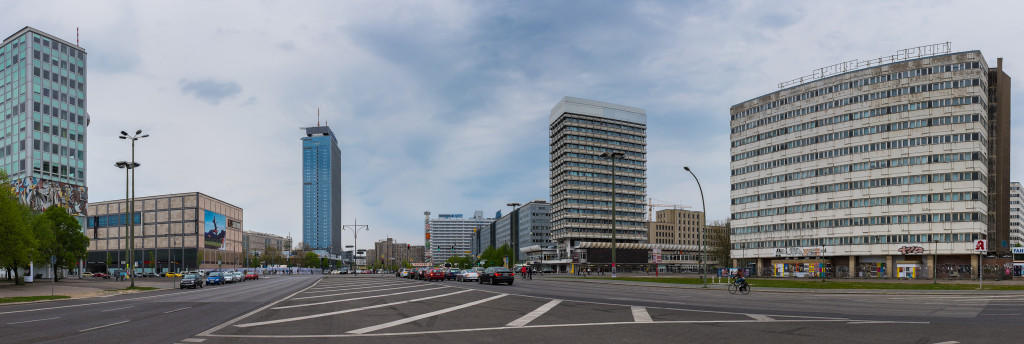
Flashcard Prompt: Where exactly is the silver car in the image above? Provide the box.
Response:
[457,269,479,282]
[234,271,244,282]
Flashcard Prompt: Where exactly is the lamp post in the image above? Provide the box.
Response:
[683,166,707,288]
[342,220,369,275]
[115,160,140,287]
[601,151,625,278]
[119,130,148,287]
[933,238,941,284]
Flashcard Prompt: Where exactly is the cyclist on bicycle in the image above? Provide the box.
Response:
[735,272,747,290]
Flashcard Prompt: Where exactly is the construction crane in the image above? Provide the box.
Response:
[648,198,691,221]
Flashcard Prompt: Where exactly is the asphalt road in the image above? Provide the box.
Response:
[0,274,321,344]
[4,274,1023,343]
[192,275,1023,344]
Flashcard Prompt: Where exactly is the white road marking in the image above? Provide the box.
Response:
[292,285,422,300]
[747,314,774,321]
[506,299,562,327]
[631,306,653,323]
[273,287,448,309]
[347,294,507,334]
[980,313,1021,316]
[235,290,471,328]
[102,306,134,312]
[6,316,60,325]
[848,320,929,324]
[197,277,326,336]
[305,282,396,292]
[79,320,129,332]
[931,341,959,344]
[164,306,193,314]
[181,338,206,342]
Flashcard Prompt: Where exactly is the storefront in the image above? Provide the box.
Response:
[1013,248,1024,278]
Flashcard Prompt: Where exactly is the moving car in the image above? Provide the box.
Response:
[92,272,110,279]
[445,268,461,280]
[479,267,514,285]
[82,272,94,278]
[245,271,259,280]
[179,274,205,289]
[207,272,225,285]
[426,269,445,281]
[457,269,479,282]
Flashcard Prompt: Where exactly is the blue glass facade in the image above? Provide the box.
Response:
[302,126,341,254]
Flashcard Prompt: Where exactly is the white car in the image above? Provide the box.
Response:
[457,270,479,282]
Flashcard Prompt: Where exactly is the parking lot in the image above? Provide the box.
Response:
[195,275,863,341]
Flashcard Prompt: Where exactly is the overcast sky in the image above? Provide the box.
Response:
[5,0,1024,250]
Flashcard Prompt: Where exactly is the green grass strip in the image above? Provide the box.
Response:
[0,295,71,304]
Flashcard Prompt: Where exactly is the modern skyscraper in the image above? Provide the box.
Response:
[302,125,341,255]
[549,96,647,265]
[729,45,1010,278]
[1,27,89,219]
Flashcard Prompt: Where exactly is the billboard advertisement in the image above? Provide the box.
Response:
[204,210,228,250]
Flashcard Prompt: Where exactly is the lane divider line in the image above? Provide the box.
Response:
[274,287,448,309]
[747,314,774,321]
[631,306,653,323]
[6,316,60,325]
[102,306,134,312]
[348,294,507,334]
[235,290,472,328]
[79,320,129,332]
[197,277,326,336]
[164,306,193,314]
[293,285,422,300]
[506,299,562,327]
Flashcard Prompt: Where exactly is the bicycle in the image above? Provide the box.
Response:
[728,279,750,295]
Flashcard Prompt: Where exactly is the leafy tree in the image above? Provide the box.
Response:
[105,252,113,274]
[303,251,320,268]
[32,205,89,280]
[148,251,156,272]
[196,249,205,270]
[0,170,35,284]
[708,222,731,269]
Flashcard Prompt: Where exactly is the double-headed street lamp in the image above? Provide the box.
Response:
[342,220,369,275]
[601,151,625,278]
[115,160,140,287]
[118,130,148,286]
[683,166,707,288]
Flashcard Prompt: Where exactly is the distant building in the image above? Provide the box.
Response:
[1011,182,1023,248]
[730,47,1010,278]
[366,238,425,267]
[549,96,648,272]
[2,27,90,222]
[493,200,551,262]
[425,211,494,265]
[242,231,291,257]
[301,125,342,255]
[86,192,242,272]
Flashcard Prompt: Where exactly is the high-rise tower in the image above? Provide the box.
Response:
[1,27,89,220]
[301,125,341,255]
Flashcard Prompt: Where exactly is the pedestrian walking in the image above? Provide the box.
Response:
[528,267,533,280]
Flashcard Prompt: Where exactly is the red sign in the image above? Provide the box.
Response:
[974,239,988,252]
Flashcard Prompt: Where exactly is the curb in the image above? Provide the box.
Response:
[539,277,1021,295]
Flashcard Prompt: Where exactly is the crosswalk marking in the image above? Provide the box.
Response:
[631,306,653,323]
[747,314,774,321]
[506,299,562,327]
[347,294,507,334]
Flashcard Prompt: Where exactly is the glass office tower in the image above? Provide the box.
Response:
[1,27,89,219]
[302,125,341,255]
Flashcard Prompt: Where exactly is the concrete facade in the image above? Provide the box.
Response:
[730,49,1010,278]
[549,96,647,269]
[242,231,291,257]
[86,192,243,272]
[1011,182,1023,248]
[425,211,494,265]
[365,238,426,268]
[492,200,552,262]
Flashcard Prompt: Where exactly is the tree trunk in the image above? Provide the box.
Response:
[13,267,23,285]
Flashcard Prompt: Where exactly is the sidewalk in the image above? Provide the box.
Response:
[0,277,177,300]
[536,272,1024,295]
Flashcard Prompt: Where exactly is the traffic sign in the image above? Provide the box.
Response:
[50,255,56,264]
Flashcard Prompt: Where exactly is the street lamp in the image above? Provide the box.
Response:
[601,151,625,278]
[119,130,148,287]
[342,220,369,275]
[683,166,707,288]
[507,203,521,266]
[115,160,140,287]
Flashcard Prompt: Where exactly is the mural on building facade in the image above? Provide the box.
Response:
[9,177,88,215]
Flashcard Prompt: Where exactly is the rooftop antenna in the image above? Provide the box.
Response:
[317,108,320,126]
[76,27,79,46]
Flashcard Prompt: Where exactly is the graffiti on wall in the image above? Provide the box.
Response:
[9,177,88,215]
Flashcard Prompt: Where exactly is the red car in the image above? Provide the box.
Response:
[93,273,111,279]
[426,269,445,281]
[245,272,259,280]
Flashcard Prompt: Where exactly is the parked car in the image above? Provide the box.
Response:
[480,267,514,285]
[445,268,461,280]
[207,272,225,285]
[179,274,205,289]
[92,272,110,279]
[234,271,244,282]
[396,268,406,277]
[457,269,479,282]
[164,272,183,278]
[143,272,159,278]
[245,271,259,280]
[426,269,445,281]
[82,272,94,278]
